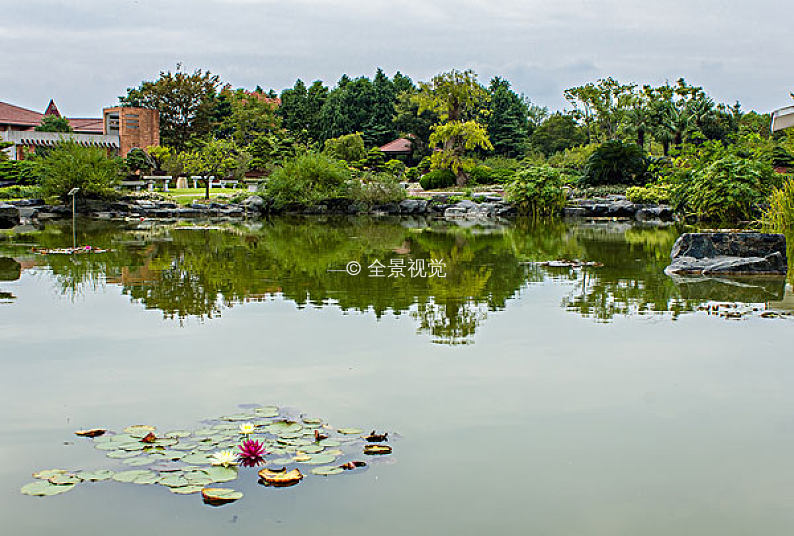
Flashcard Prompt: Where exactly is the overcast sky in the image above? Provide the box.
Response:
[1,0,792,117]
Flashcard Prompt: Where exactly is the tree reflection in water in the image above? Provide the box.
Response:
[1,218,791,343]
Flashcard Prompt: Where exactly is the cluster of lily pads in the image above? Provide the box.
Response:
[21,405,393,505]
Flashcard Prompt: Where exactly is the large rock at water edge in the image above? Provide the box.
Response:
[0,203,20,229]
[665,232,788,275]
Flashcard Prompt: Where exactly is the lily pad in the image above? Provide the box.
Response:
[318,439,340,447]
[258,467,304,486]
[170,485,204,495]
[254,406,279,418]
[113,470,158,484]
[21,481,75,496]
[206,466,238,483]
[95,443,121,451]
[220,414,252,422]
[48,474,82,485]
[159,474,190,488]
[303,453,336,465]
[185,472,214,486]
[337,428,364,435]
[76,470,114,481]
[124,425,156,437]
[164,430,191,438]
[302,417,322,425]
[107,450,141,459]
[32,469,69,480]
[75,428,107,438]
[311,466,344,476]
[182,453,213,465]
[267,421,302,434]
[201,487,243,504]
[122,457,154,467]
[300,444,324,454]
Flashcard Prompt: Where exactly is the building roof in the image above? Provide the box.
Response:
[379,137,413,154]
[0,100,103,133]
[44,99,61,117]
[772,106,794,132]
[1,130,119,149]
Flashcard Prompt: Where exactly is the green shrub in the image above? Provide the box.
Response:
[469,165,515,185]
[420,169,456,190]
[0,185,42,200]
[547,144,598,172]
[323,132,366,163]
[261,152,351,209]
[0,159,40,185]
[582,140,649,186]
[38,141,120,199]
[404,167,420,182]
[348,172,406,206]
[672,155,779,221]
[505,165,566,218]
[417,156,432,172]
[383,159,406,177]
[762,176,794,231]
[626,183,672,205]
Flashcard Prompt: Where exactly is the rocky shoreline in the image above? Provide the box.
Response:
[1,193,680,228]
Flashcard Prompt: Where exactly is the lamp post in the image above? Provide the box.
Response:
[68,188,80,249]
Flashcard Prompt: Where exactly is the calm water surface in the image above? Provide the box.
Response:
[1,217,793,535]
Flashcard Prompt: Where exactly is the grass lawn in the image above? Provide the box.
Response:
[157,188,244,206]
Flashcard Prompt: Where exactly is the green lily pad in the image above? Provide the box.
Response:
[277,432,303,440]
[311,466,344,476]
[170,485,204,495]
[220,414,252,422]
[182,453,213,465]
[95,443,120,451]
[254,406,279,418]
[305,453,336,465]
[124,425,156,437]
[112,470,158,484]
[171,443,196,451]
[318,439,340,447]
[302,417,322,425]
[32,469,69,480]
[268,457,294,465]
[122,457,153,467]
[21,481,75,496]
[107,450,141,459]
[267,421,302,434]
[185,472,213,486]
[159,474,189,488]
[157,450,186,460]
[206,466,238,483]
[117,442,147,451]
[300,444,324,454]
[76,470,114,481]
[337,428,364,435]
[193,428,216,436]
[49,474,82,485]
[164,430,191,438]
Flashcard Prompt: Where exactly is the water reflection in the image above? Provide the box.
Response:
[1,217,791,342]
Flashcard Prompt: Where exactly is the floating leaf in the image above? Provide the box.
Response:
[21,481,75,496]
[124,425,156,437]
[293,454,311,462]
[220,414,252,422]
[318,439,340,447]
[75,429,106,438]
[325,449,344,457]
[48,474,81,485]
[164,430,191,438]
[107,450,141,459]
[363,431,388,442]
[254,406,279,418]
[112,470,158,484]
[305,454,336,465]
[117,442,147,451]
[182,453,213,465]
[337,428,363,435]
[267,421,302,434]
[311,466,344,476]
[300,445,323,454]
[76,470,114,481]
[122,457,153,467]
[32,469,69,480]
[258,467,303,487]
[159,474,189,488]
[206,466,238,483]
[364,445,392,455]
[201,487,243,505]
[149,462,187,473]
[170,485,204,495]
[185,472,213,487]
[95,443,120,451]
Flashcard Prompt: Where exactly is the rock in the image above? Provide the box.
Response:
[0,257,21,281]
[0,203,21,228]
[563,207,587,218]
[398,199,428,214]
[666,233,788,275]
[373,203,399,214]
[635,206,675,222]
[241,195,264,210]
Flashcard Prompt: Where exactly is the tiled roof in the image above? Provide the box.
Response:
[379,137,413,153]
[0,101,44,127]
[69,118,104,133]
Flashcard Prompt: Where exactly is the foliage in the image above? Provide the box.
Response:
[0,185,42,200]
[547,144,597,173]
[428,120,493,185]
[383,159,406,177]
[355,147,386,171]
[505,165,566,218]
[37,141,120,199]
[120,66,221,150]
[261,152,351,209]
[125,148,153,175]
[487,78,530,157]
[324,132,366,162]
[347,173,406,205]
[0,159,40,185]
[419,169,456,190]
[279,79,328,143]
[582,140,649,186]
[178,139,247,199]
[625,183,672,204]
[248,132,303,171]
[672,155,779,221]
[35,115,72,132]
[215,87,280,145]
[146,145,172,173]
[469,165,515,185]
[762,177,794,232]
[529,113,587,156]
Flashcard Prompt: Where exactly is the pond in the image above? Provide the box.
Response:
[1,216,793,535]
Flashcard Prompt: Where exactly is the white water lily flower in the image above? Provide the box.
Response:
[210,450,238,467]
[239,422,255,435]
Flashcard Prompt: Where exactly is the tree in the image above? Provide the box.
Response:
[38,141,120,198]
[487,77,530,157]
[324,132,367,162]
[216,87,280,145]
[415,69,492,185]
[529,113,587,156]
[319,76,377,143]
[125,148,153,175]
[582,140,649,186]
[121,66,221,150]
[36,115,73,133]
[365,68,397,146]
[280,79,328,143]
[564,78,636,142]
[179,139,244,200]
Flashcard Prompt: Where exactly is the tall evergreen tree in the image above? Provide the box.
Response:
[366,68,397,146]
[486,77,530,157]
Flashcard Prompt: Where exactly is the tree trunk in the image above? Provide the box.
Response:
[662,140,670,156]
[638,129,645,148]
[205,176,210,200]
